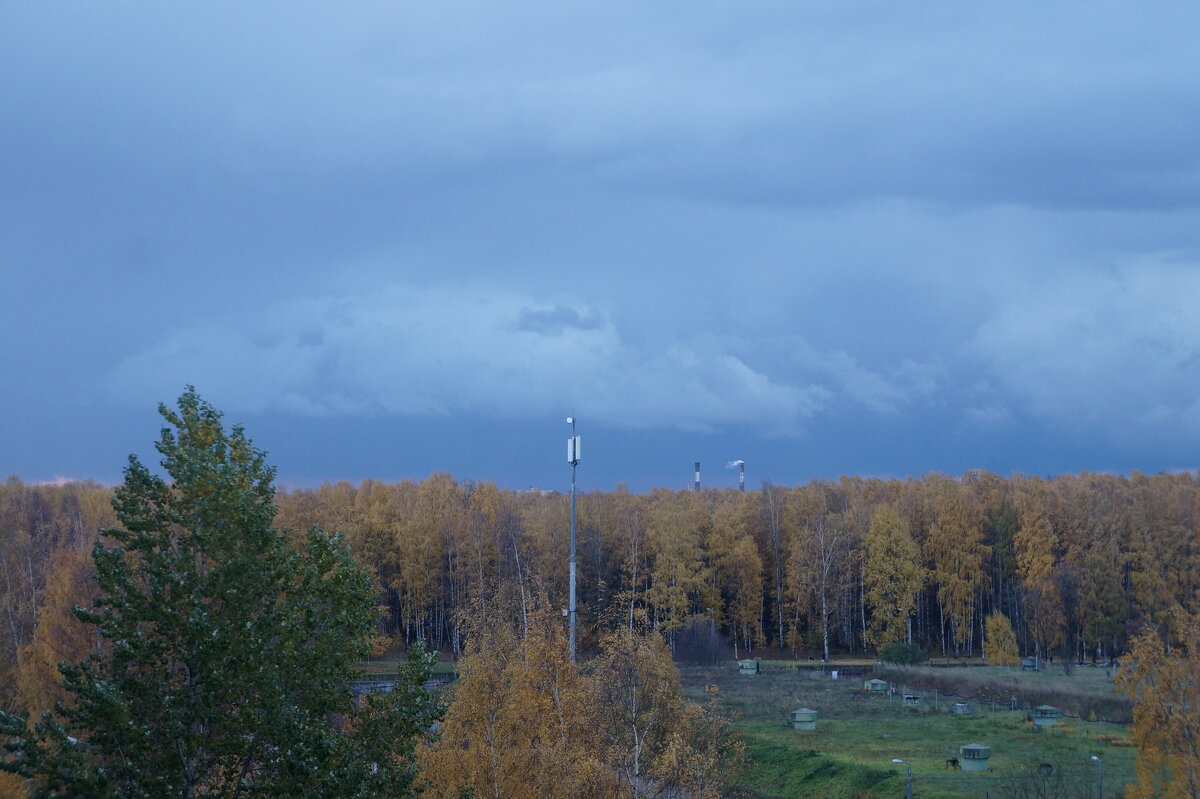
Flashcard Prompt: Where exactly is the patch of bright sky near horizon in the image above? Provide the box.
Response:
[2,1,1199,491]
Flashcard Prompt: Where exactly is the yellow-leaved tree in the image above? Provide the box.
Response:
[1014,485,1064,659]
[420,590,612,799]
[1117,608,1200,799]
[862,506,923,650]
[645,490,706,649]
[592,625,739,799]
[926,477,989,657]
[14,546,103,715]
[983,611,1020,666]
[705,493,763,656]
[3,547,102,799]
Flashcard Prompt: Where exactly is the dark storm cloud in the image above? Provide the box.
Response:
[3,0,1200,487]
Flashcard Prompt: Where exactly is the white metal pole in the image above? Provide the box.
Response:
[568,417,578,662]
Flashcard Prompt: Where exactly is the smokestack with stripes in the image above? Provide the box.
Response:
[727,460,745,492]
[694,462,701,491]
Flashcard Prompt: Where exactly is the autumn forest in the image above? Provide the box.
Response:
[4,466,1197,713]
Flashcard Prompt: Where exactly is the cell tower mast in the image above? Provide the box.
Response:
[566,417,580,661]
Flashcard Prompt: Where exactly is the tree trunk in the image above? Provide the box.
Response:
[821,585,830,662]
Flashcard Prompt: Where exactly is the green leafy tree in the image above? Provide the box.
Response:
[0,389,439,799]
[878,642,925,665]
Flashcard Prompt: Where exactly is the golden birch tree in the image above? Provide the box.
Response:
[706,494,763,655]
[784,483,851,661]
[926,477,989,656]
[14,547,102,715]
[1117,608,1200,799]
[421,594,610,799]
[863,506,923,649]
[592,625,737,799]
[1014,484,1064,659]
[983,611,1019,666]
[645,491,706,648]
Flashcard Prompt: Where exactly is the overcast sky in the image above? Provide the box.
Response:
[3,2,1199,492]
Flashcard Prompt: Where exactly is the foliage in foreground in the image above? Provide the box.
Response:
[421,590,742,799]
[0,389,441,799]
[1117,607,1200,799]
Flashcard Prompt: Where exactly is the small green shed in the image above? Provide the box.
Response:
[790,708,818,731]
[1033,705,1060,727]
[952,702,972,715]
[959,743,992,772]
[864,678,888,695]
[737,659,760,676]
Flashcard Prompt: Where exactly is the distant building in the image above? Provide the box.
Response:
[960,743,992,771]
[790,708,818,730]
[1033,705,1060,727]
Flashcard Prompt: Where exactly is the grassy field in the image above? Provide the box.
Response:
[680,662,1136,799]
[355,656,459,676]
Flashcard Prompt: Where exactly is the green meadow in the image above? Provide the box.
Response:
[679,662,1136,799]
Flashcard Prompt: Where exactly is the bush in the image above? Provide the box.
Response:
[878,642,925,665]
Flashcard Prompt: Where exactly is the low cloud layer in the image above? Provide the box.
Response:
[105,285,834,432]
[106,256,1200,451]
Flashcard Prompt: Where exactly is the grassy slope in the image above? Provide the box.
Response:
[681,662,1136,799]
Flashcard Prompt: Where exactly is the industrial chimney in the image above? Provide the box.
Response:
[694,461,701,491]
[727,460,746,492]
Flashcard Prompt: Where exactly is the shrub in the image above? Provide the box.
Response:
[878,642,925,665]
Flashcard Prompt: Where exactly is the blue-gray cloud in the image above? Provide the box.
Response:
[966,258,1200,438]
[4,0,1200,487]
[513,305,606,336]
[102,285,833,431]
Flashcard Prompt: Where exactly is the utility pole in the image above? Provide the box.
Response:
[891,760,913,799]
[566,417,580,662]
